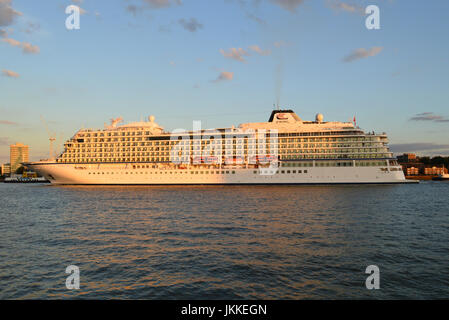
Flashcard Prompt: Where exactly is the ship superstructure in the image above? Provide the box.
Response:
[25,110,408,184]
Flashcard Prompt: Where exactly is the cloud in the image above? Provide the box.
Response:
[274,40,288,48]
[0,28,6,37]
[220,45,272,62]
[0,119,18,125]
[143,0,182,9]
[1,36,18,46]
[63,3,87,15]
[327,0,364,15]
[246,12,266,25]
[270,0,305,12]
[0,0,22,27]
[127,0,182,15]
[1,37,40,54]
[409,112,449,123]
[212,71,234,83]
[226,0,267,25]
[391,71,400,77]
[158,24,172,33]
[249,45,271,56]
[2,69,19,78]
[24,22,40,34]
[220,47,249,62]
[21,41,40,54]
[126,4,141,16]
[144,0,171,8]
[390,143,449,154]
[0,136,12,146]
[343,47,383,62]
[178,18,203,32]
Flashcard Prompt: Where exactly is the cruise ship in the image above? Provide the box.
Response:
[24,110,409,185]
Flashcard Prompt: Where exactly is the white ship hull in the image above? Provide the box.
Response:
[26,110,413,185]
[25,162,410,185]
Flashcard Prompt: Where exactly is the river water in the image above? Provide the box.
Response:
[0,182,448,299]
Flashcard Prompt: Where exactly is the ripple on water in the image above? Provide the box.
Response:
[0,183,448,299]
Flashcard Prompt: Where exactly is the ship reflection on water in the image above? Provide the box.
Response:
[0,183,448,299]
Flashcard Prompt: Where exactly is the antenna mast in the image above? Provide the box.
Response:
[40,116,57,160]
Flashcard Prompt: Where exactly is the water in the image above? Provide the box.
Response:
[0,182,448,299]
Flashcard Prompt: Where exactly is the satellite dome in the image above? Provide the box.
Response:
[149,115,155,122]
[316,113,324,123]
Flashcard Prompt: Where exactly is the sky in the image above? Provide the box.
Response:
[1,0,449,163]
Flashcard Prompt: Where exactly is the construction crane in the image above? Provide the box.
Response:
[40,115,57,160]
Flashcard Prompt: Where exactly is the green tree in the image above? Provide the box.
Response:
[15,166,25,175]
[419,156,430,165]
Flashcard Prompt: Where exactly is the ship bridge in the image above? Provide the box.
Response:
[108,115,164,135]
[238,109,355,132]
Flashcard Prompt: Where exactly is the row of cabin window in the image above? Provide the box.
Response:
[87,170,310,175]
[253,170,308,174]
[88,170,237,175]
[59,153,391,163]
[73,135,383,144]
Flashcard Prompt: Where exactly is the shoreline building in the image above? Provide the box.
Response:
[1,163,11,176]
[10,143,29,173]
[397,153,448,176]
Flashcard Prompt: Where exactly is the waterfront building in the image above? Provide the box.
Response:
[424,167,445,175]
[10,143,29,173]
[406,167,420,176]
[397,153,417,163]
[401,162,448,176]
[1,163,12,176]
